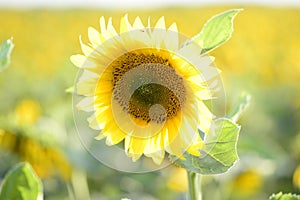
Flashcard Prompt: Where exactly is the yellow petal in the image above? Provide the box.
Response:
[195,89,213,100]
[87,106,110,130]
[124,136,130,152]
[186,138,203,157]
[76,71,98,96]
[147,16,151,28]
[133,16,144,29]
[194,56,215,68]
[168,22,178,32]
[165,22,178,51]
[146,150,165,165]
[120,14,132,33]
[76,97,94,112]
[78,69,98,81]
[179,117,198,146]
[80,36,95,56]
[128,137,147,155]
[164,117,181,146]
[186,146,201,157]
[155,16,166,29]
[166,134,183,158]
[106,129,126,145]
[70,54,85,68]
[107,17,118,37]
[88,27,102,47]
[99,16,106,34]
[128,153,142,162]
[178,42,202,59]
[144,133,163,154]
[198,101,214,133]
[164,120,184,157]
[125,136,144,162]
[95,132,106,140]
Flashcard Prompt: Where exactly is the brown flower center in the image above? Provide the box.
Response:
[111,50,186,124]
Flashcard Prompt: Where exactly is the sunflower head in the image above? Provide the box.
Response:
[15,99,41,125]
[72,15,220,170]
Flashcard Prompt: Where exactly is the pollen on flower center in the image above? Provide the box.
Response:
[111,50,186,124]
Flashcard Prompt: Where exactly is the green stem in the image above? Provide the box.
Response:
[66,181,76,200]
[187,171,202,200]
[70,169,91,200]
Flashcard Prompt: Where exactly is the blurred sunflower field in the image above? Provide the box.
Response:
[0,4,300,200]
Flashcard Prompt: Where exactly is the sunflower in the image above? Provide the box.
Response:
[0,129,72,180]
[71,15,218,165]
[0,99,72,180]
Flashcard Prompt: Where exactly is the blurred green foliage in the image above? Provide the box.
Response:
[0,162,42,200]
[269,192,300,200]
[0,38,14,71]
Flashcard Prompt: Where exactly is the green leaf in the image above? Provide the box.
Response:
[0,38,14,71]
[269,192,300,200]
[169,118,240,174]
[0,162,43,200]
[226,92,251,123]
[192,9,243,54]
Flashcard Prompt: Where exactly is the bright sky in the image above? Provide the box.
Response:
[0,0,299,8]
